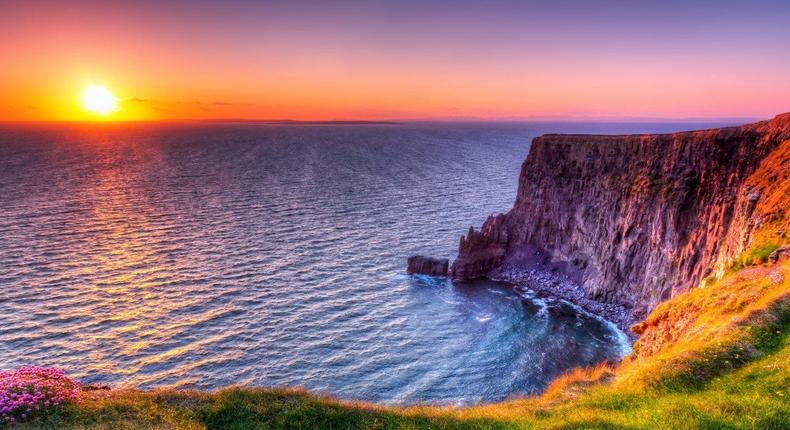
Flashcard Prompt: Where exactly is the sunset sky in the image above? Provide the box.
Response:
[2,0,789,121]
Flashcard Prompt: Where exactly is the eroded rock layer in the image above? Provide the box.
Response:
[452,113,790,319]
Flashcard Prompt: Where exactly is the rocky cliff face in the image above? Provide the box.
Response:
[452,113,790,320]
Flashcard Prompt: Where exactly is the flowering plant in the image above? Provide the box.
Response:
[0,366,80,424]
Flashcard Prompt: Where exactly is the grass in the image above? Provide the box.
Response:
[729,242,781,272]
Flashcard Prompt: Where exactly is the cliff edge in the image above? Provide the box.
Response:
[452,113,790,321]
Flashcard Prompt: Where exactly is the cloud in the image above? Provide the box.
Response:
[212,101,257,107]
[122,98,257,109]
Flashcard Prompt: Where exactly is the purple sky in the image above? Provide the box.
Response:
[2,0,789,120]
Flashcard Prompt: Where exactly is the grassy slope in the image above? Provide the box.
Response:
[18,258,789,429]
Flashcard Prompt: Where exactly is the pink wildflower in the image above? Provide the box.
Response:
[0,366,80,424]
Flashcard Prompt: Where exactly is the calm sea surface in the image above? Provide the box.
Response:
[0,121,733,404]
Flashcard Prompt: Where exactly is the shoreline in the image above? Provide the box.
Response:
[487,264,635,335]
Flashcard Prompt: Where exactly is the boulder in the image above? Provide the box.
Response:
[769,245,790,264]
[407,256,449,276]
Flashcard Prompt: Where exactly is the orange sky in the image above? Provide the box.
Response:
[2,1,789,121]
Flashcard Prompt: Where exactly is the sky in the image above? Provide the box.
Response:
[1,0,789,121]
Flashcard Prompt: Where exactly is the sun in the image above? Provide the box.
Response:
[81,85,119,116]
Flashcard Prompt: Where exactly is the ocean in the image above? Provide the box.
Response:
[0,120,733,404]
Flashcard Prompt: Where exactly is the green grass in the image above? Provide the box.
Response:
[643,298,789,392]
[21,389,509,429]
[729,242,780,272]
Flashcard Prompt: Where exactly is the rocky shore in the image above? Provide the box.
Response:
[488,264,634,332]
[406,253,632,333]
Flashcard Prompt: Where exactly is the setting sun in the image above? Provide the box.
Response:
[81,84,118,116]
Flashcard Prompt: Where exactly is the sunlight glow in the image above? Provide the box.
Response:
[81,85,119,116]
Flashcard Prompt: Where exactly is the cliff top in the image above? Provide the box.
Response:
[537,112,790,140]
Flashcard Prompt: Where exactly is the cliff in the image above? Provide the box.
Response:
[452,113,790,320]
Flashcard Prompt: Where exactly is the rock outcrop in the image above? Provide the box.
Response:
[407,256,449,276]
[770,246,790,265]
[452,113,790,320]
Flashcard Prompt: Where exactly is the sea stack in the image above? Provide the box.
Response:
[407,256,449,276]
